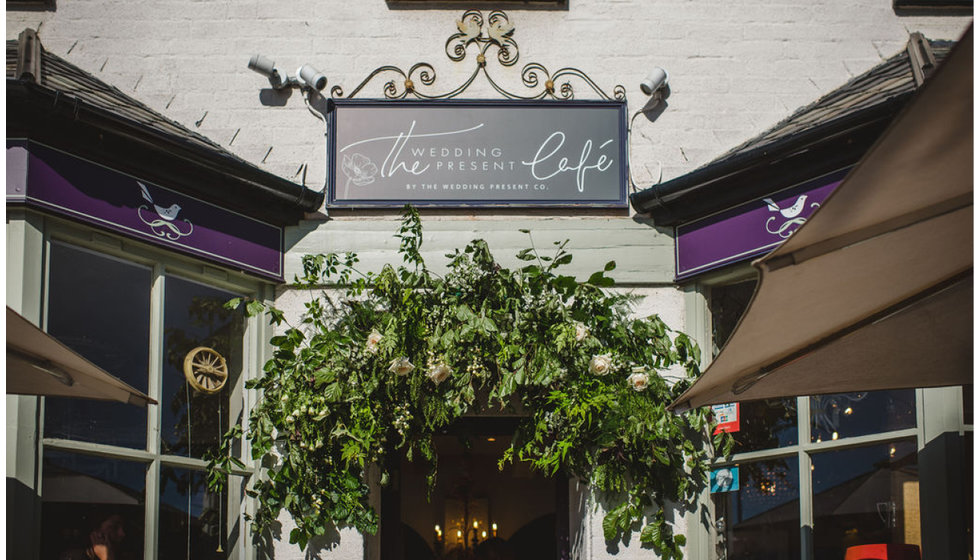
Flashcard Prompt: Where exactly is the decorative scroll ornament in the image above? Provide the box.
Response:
[183,346,228,394]
[330,10,625,102]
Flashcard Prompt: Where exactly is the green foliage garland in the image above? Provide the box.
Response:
[209,206,731,558]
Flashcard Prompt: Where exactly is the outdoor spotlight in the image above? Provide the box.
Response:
[248,54,286,89]
[640,67,669,95]
[297,63,328,91]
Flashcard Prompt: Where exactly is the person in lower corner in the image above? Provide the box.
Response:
[59,513,127,560]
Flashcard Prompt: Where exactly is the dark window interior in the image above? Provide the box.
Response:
[45,243,152,449]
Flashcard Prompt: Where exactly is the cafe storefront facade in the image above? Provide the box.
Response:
[7,2,972,560]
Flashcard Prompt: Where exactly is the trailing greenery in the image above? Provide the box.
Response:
[208,206,731,558]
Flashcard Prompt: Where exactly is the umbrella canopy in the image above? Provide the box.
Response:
[6,306,156,407]
[671,28,973,412]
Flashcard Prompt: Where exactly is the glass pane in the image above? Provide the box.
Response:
[731,399,798,454]
[710,280,756,357]
[159,466,229,559]
[160,276,243,459]
[711,457,800,559]
[40,450,146,560]
[812,440,919,560]
[394,424,559,560]
[963,384,973,425]
[45,243,152,449]
[810,390,916,443]
[965,432,974,559]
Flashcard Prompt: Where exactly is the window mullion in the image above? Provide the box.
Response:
[145,265,166,560]
[797,395,813,560]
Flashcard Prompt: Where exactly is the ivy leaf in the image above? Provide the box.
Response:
[314,368,336,386]
[553,253,573,266]
[516,248,536,261]
[587,271,615,287]
[640,521,662,546]
[246,300,266,317]
[602,511,619,542]
[324,382,343,402]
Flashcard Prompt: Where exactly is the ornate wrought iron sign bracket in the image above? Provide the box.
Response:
[331,10,626,102]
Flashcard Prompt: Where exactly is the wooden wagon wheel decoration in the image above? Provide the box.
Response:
[183,346,228,394]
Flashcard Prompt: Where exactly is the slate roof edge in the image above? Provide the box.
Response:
[7,29,324,223]
[629,36,951,227]
[629,98,907,225]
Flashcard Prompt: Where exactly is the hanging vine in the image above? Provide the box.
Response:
[208,206,731,558]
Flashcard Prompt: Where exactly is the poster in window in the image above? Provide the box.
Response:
[710,467,739,493]
[712,402,740,434]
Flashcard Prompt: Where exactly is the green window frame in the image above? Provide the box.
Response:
[8,211,272,560]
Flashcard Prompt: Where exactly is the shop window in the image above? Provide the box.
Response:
[711,456,801,559]
[710,281,799,454]
[40,451,147,560]
[811,440,920,560]
[39,238,252,560]
[810,390,916,443]
[159,467,232,559]
[709,280,755,358]
[160,277,243,459]
[44,243,153,448]
[382,417,567,560]
[730,399,799,454]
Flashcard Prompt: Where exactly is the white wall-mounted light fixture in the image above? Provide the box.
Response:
[297,64,328,91]
[248,54,287,89]
[626,66,671,195]
[639,67,669,96]
[249,55,327,92]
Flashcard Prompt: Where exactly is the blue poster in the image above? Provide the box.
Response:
[710,467,739,493]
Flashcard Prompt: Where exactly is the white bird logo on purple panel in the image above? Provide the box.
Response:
[137,181,193,240]
[763,195,808,219]
[139,181,182,221]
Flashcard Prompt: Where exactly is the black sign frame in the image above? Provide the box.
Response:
[327,98,629,208]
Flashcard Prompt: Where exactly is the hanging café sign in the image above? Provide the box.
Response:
[327,100,628,207]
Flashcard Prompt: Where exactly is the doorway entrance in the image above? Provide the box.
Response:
[381,417,568,560]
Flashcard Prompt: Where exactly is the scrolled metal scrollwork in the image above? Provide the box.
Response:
[333,10,624,102]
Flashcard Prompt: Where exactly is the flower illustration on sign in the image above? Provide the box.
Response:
[762,195,820,239]
[342,153,378,188]
[137,181,194,240]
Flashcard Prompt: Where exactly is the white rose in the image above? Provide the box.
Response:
[627,372,650,392]
[366,331,383,354]
[589,354,613,376]
[388,357,415,376]
[574,322,590,342]
[427,362,452,385]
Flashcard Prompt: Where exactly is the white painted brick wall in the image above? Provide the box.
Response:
[7,1,969,191]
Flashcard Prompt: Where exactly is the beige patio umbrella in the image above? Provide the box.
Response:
[670,27,973,413]
[7,306,156,407]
